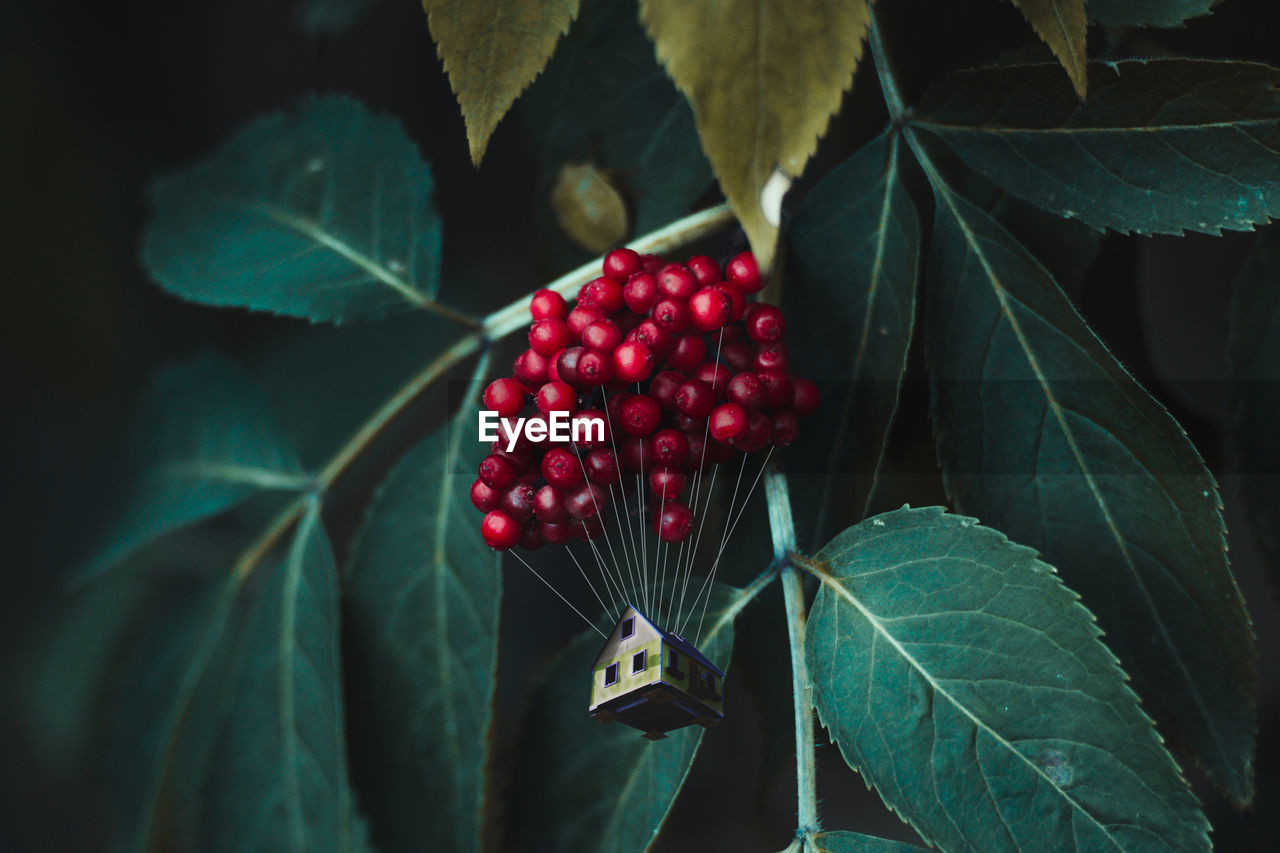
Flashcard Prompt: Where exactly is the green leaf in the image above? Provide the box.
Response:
[1229,225,1280,592]
[806,506,1210,853]
[424,0,581,164]
[143,96,444,323]
[640,0,871,271]
[81,353,304,580]
[911,60,1280,236]
[1009,0,1088,97]
[808,830,927,852]
[510,583,745,852]
[294,0,377,35]
[344,414,501,852]
[522,0,713,237]
[786,131,920,544]
[1088,0,1216,27]
[922,171,1256,805]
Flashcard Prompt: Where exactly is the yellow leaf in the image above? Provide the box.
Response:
[424,0,580,165]
[640,0,872,272]
[550,163,631,253]
[1009,0,1088,98]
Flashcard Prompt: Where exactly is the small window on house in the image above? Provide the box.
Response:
[604,663,619,686]
[621,617,635,639]
[632,650,647,673]
[666,648,683,677]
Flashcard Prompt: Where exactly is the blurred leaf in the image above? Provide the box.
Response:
[640,0,871,271]
[1229,226,1280,593]
[912,60,1280,236]
[344,413,501,852]
[1009,0,1087,97]
[551,162,631,253]
[511,582,745,852]
[522,0,713,237]
[80,353,304,581]
[809,830,927,852]
[806,507,1210,853]
[295,0,377,36]
[424,0,580,164]
[1089,0,1216,27]
[143,96,444,323]
[786,132,920,546]
[923,173,1256,805]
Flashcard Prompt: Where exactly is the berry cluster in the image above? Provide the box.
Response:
[473,248,820,551]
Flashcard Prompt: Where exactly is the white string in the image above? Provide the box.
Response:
[570,442,634,607]
[598,387,644,605]
[508,549,607,638]
[635,381,650,616]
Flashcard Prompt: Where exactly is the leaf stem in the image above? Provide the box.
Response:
[868,11,908,122]
[765,466,820,841]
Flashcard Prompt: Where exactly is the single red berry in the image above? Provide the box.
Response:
[529,288,568,320]
[726,251,763,292]
[490,444,533,474]
[529,318,573,356]
[481,510,521,550]
[709,402,749,442]
[616,310,644,335]
[657,264,699,300]
[534,485,569,522]
[479,454,519,489]
[746,303,786,343]
[519,524,545,550]
[513,349,549,388]
[673,412,707,433]
[753,342,790,373]
[571,409,610,449]
[483,378,526,418]
[675,379,716,418]
[500,483,536,522]
[736,411,773,452]
[693,362,732,394]
[585,448,621,485]
[551,346,584,386]
[621,394,662,436]
[757,369,794,409]
[684,432,708,471]
[649,467,687,499]
[791,378,821,417]
[581,320,622,352]
[620,436,649,473]
[666,335,706,372]
[650,428,689,467]
[582,276,625,314]
[471,478,500,512]
[540,520,572,544]
[651,298,690,334]
[605,391,631,425]
[567,305,606,338]
[541,447,584,489]
[577,350,614,385]
[648,370,685,410]
[727,372,765,409]
[613,341,655,383]
[604,247,642,280]
[640,253,666,274]
[771,410,800,447]
[688,287,731,331]
[654,502,694,542]
[627,321,671,357]
[623,272,659,314]
[574,514,606,541]
[719,340,754,372]
[536,381,577,414]
[565,482,607,519]
[717,284,746,323]
[720,324,747,343]
[686,255,722,286]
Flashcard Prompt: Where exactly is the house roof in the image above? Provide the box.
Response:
[594,604,724,676]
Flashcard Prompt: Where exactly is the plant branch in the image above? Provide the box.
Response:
[868,10,908,122]
[765,466,820,841]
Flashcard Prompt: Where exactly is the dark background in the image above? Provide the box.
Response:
[2,0,1279,849]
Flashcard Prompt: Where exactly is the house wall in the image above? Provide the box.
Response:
[664,645,723,716]
[589,610,664,709]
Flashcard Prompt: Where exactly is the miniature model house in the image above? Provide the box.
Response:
[588,605,725,740]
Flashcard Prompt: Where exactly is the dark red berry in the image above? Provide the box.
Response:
[536,380,577,414]
[675,379,716,418]
[727,372,765,409]
[649,467,687,499]
[530,288,568,320]
[605,391,631,425]
[581,319,622,352]
[650,428,689,467]
[771,410,800,447]
[483,378,526,418]
[640,253,665,274]
[571,409,609,449]
[791,378,821,417]
[565,482,606,519]
[519,524,545,550]
[726,251,763,292]
[479,454,519,489]
[529,318,573,356]
[654,502,694,542]
[621,395,662,436]
[542,447,584,489]
[577,350,614,384]
[534,485,568,522]
[582,277,625,314]
[585,448,621,485]
[628,321,671,357]
[649,370,684,410]
[513,349,549,388]
[657,264,698,300]
[540,520,572,544]
[693,362,732,394]
[567,305,606,338]
[666,335,707,372]
[471,478,500,512]
[719,340,754,372]
[551,346,584,386]
[717,284,746,323]
[500,483,536,522]
[673,412,707,433]
[651,298,690,333]
[688,287,731,331]
[603,247,642,280]
[623,272,659,314]
[753,342,790,373]
[613,341,655,383]
[709,402,748,442]
[736,411,773,452]
[757,369,794,410]
[621,436,649,473]
[574,514,605,541]
[686,255,722,285]
[481,510,521,549]
[746,304,786,343]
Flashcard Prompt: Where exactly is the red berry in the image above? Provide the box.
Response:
[574,514,606,541]
[481,510,521,549]
[651,298,690,333]
[727,372,765,409]
[529,318,573,356]
[623,272,659,314]
[479,454,519,489]
[640,253,665,274]
[753,342,790,373]
[483,378,526,418]
[471,478,500,512]
[567,305,606,338]
[650,428,689,467]
[519,524,545,550]
[649,467,687,499]
[613,341,655,383]
[500,483,536,522]
[571,409,610,449]
[649,370,684,410]
[581,319,622,352]
[719,340,754,372]
[746,303,786,342]
[693,363,732,394]
[792,378,821,417]
[540,520,572,544]
[565,482,606,519]
[620,436,649,473]
[726,251,763,292]
[709,403,748,442]
[551,347,584,386]
[577,350,614,385]
[654,502,694,542]
[717,284,746,323]
[605,391,631,425]
[771,410,800,447]
[757,369,794,409]
[582,277,625,314]
[684,432,709,471]
[628,321,671,357]
[604,247,642,280]
[736,411,773,452]
[673,412,707,433]
[621,394,662,436]
[585,448,621,485]
[675,379,716,418]
[536,381,577,414]
[657,264,698,300]
[513,349,549,388]
[542,447,584,489]
[666,335,707,372]
[530,288,568,320]
[688,287,731,331]
[686,255,722,285]
[534,485,568,522]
